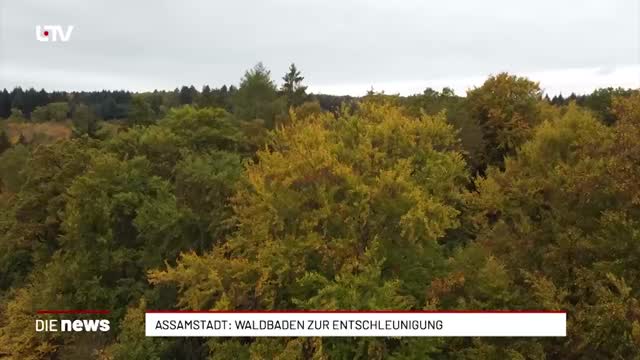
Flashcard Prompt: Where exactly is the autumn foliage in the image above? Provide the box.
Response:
[0,70,639,359]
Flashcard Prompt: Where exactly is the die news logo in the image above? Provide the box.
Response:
[36,310,110,333]
[36,25,74,42]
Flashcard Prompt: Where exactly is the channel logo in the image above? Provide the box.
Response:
[35,309,110,333]
[35,25,74,42]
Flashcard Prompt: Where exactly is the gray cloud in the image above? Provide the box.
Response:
[1,0,638,95]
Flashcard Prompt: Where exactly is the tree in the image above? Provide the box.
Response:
[0,103,248,358]
[167,150,244,255]
[0,287,58,359]
[402,88,484,174]
[30,106,49,122]
[71,103,99,137]
[179,86,196,105]
[10,88,25,112]
[293,100,323,120]
[216,85,230,109]
[0,152,181,358]
[0,138,97,291]
[0,144,29,193]
[47,102,70,121]
[466,73,542,168]
[106,299,173,360]
[281,63,308,107]
[28,102,70,122]
[609,91,640,204]
[0,89,11,118]
[97,96,118,120]
[22,88,40,117]
[159,106,246,152]
[196,85,213,107]
[150,102,468,358]
[566,87,633,125]
[0,130,10,154]
[128,95,155,125]
[8,108,25,122]
[458,104,640,358]
[232,62,284,128]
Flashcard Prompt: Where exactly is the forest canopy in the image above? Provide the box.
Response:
[0,64,639,359]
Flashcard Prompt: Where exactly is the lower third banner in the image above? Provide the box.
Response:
[145,311,566,337]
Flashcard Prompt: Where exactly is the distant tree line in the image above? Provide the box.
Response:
[1,78,629,126]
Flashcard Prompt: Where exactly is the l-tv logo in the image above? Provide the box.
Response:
[36,25,74,42]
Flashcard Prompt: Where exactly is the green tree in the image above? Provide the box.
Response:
[46,102,70,121]
[0,104,247,358]
[0,139,99,358]
[0,138,97,291]
[578,87,632,124]
[293,100,323,120]
[71,103,99,137]
[30,106,49,122]
[402,87,485,173]
[173,150,243,252]
[128,95,155,126]
[196,85,213,107]
[0,89,11,118]
[8,107,25,122]
[179,86,197,105]
[0,144,29,193]
[0,129,10,154]
[281,63,308,107]
[106,299,172,360]
[232,62,285,128]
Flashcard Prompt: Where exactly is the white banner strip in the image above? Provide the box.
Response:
[145,312,566,337]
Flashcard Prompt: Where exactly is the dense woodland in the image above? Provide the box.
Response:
[0,63,639,359]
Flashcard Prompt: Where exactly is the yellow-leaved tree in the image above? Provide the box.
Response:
[149,101,469,359]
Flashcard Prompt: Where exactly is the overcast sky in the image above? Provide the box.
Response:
[0,0,638,96]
